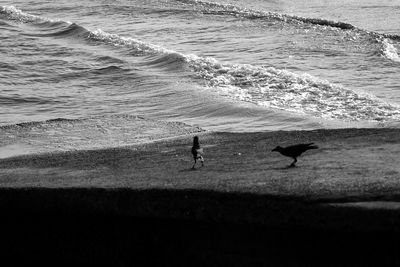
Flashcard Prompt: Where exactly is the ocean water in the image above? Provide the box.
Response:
[1,0,399,143]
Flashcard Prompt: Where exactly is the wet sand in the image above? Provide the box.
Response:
[1,127,400,265]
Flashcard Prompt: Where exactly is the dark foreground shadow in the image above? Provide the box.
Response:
[1,213,399,267]
[1,188,400,266]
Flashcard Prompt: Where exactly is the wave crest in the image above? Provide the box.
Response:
[176,0,400,62]
[177,0,355,30]
[0,5,69,24]
[88,29,180,56]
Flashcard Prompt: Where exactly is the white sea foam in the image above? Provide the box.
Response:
[1,5,70,24]
[380,38,400,62]
[88,29,182,56]
[184,57,400,121]
[1,5,43,23]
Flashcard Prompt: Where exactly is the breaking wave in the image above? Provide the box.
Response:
[59,27,400,122]
[185,56,400,122]
[86,29,400,122]
[176,0,355,30]
[379,38,400,62]
[0,5,69,24]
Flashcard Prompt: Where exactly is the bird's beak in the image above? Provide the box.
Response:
[271,148,277,152]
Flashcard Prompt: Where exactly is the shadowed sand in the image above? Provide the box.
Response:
[1,127,400,265]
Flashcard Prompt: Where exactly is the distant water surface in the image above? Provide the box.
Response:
[1,0,399,136]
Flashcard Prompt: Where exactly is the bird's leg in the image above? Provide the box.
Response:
[192,158,197,169]
[289,157,297,168]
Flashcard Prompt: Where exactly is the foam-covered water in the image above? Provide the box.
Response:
[1,0,400,148]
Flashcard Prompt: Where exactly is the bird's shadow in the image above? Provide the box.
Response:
[179,167,202,172]
[271,165,297,170]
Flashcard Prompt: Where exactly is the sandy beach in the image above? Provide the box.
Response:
[1,126,399,199]
[1,123,400,265]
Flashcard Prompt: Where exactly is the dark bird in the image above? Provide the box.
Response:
[272,143,318,167]
[191,136,204,169]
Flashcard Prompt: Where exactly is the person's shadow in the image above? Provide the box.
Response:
[179,167,201,172]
